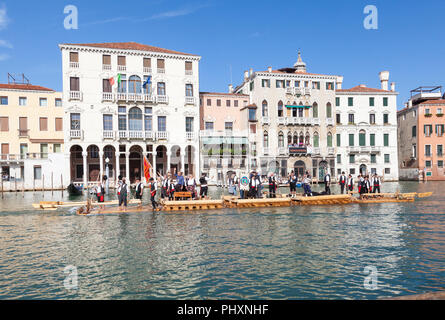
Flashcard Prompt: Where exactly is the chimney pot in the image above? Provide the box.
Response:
[336,76,343,90]
[228,84,233,93]
[391,82,395,92]
[268,66,272,73]
[379,71,390,91]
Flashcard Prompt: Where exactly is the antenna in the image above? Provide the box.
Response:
[7,73,30,85]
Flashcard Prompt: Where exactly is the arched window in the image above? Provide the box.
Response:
[313,102,318,118]
[327,132,333,147]
[313,132,319,147]
[293,132,298,144]
[298,102,303,117]
[263,131,269,147]
[359,129,366,146]
[292,101,297,117]
[278,101,283,117]
[305,132,310,145]
[287,133,292,145]
[278,131,284,147]
[128,75,142,94]
[262,100,268,117]
[128,107,143,131]
[299,132,304,145]
[326,102,332,118]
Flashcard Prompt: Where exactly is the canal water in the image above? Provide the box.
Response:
[0,182,443,299]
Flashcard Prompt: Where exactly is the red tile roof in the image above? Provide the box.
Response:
[62,42,198,56]
[336,85,392,93]
[258,69,334,77]
[200,92,249,97]
[0,83,54,92]
[420,99,445,105]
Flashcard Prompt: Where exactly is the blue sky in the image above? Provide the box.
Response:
[0,0,444,107]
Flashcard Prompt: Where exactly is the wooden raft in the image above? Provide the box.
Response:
[293,194,352,205]
[230,197,292,208]
[33,199,141,210]
[160,199,224,211]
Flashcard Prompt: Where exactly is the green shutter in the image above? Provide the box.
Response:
[336,97,340,106]
[359,133,366,146]
[336,134,341,147]
[349,134,354,146]
[383,97,388,106]
[384,134,389,146]
[327,135,332,147]
[370,134,375,146]
[314,135,319,147]
[369,97,374,106]
[348,97,353,106]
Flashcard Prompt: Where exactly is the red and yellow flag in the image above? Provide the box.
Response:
[143,155,151,182]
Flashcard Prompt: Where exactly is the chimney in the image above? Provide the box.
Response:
[379,71,390,91]
[336,76,343,90]
[244,70,249,80]
[228,84,233,93]
[249,68,253,76]
[268,66,272,73]
[359,84,367,88]
[391,82,395,92]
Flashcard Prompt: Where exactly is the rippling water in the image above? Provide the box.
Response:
[0,182,444,299]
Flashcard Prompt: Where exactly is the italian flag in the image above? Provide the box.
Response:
[109,74,121,87]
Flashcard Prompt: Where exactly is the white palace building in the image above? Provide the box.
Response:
[60,42,201,186]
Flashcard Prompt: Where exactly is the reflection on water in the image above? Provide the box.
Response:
[0,182,444,299]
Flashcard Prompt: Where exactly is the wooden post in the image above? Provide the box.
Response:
[61,174,63,197]
[51,172,54,197]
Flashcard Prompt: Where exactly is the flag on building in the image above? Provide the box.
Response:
[109,74,121,88]
[142,76,151,89]
[143,155,152,182]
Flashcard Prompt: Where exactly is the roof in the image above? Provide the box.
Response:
[240,103,257,111]
[61,42,199,57]
[336,85,392,93]
[200,92,249,97]
[419,99,445,105]
[0,83,54,92]
[257,69,335,77]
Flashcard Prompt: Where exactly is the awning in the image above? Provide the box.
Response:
[285,105,311,109]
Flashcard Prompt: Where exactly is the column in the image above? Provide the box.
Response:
[166,147,170,175]
[181,154,185,174]
[153,152,157,178]
[82,151,88,187]
[194,147,199,176]
[115,151,120,181]
[125,152,130,182]
[99,151,104,181]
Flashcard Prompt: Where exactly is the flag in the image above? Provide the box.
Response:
[143,155,152,182]
[142,76,151,89]
[108,74,121,88]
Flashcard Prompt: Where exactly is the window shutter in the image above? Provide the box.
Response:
[143,58,151,67]
[19,117,28,130]
[69,52,78,62]
[118,56,126,66]
[103,55,111,65]
[157,59,165,68]
[40,118,48,131]
[0,117,8,131]
[185,61,192,70]
[55,118,63,131]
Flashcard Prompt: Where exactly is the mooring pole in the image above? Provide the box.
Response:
[42,174,45,198]
[61,174,63,197]
[51,172,54,197]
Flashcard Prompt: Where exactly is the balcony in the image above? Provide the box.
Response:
[18,129,29,138]
[328,147,335,155]
[294,88,303,96]
[348,146,359,153]
[115,93,154,103]
[157,131,169,140]
[103,130,115,140]
[278,147,288,155]
[118,65,126,71]
[185,96,196,105]
[285,87,294,95]
[261,116,270,125]
[185,70,193,75]
[102,92,114,101]
[128,131,144,139]
[157,68,165,74]
[326,118,334,126]
[145,131,155,140]
[360,146,371,153]
[313,118,320,126]
[127,93,144,102]
[70,62,79,68]
[370,146,381,153]
[186,132,195,140]
[313,147,321,155]
[156,95,168,104]
[278,117,286,125]
[143,67,152,73]
[69,91,82,101]
[70,130,82,139]
[262,147,269,155]
[103,64,112,71]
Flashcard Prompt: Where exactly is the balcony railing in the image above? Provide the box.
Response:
[370,146,381,153]
[326,118,334,126]
[185,96,196,105]
[69,91,82,101]
[18,129,29,137]
[118,65,126,71]
[70,62,79,68]
[70,130,82,139]
[156,95,168,104]
[0,153,51,161]
[186,132,195,140]
[143,67,152,73]
[144,131,154,140]
[102,92,113,101]
[157,131,168,140]
[303,88,311,95]
[103,130,115,139]
[261,116,270,125]
[128,131,144,139]
[313,118,320,126]
[127,93,144,102]
[285,87,294,95]
[360,146,371,153]
[115,93,154,103]
[103,64,112,70]
[278,117,286,125]
[313,147,320,155]
[348,146,359,153]
[157,68,165,74]
[185,70,193,75]
[262,147,269,155]
[328,147,335,155]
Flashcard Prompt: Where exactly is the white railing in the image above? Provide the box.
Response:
[157,68,165,74]
[278,147,288,155]
[185,96,196,105]
[118,131,127,139]
[186,132,195,140]
[360,146,371,153]
[103,130,115,139]
[303,88,311,95]
[70,130,82,139]
[312,118,320,125]
[103,64,112,70]
[285,87,294,95]
[294,88,303,96]
[326,118,334,126]
[263,147,269,155]
[127,93,144,102]
[102,92,113,101]
[128,131,144,139]
[370,146,381,153]
[70,62,79,68]
[157,131,168,140]
[118,65,126,71]
[348,146,359,153]
[69,91,82,101]
[185,70,193,75]
[116,93,127,101]
[313,147,321,155]
[144,94,155,103]
[261,116,270,125]
[328,147,335,155]
[143,67,152,73]
[278,117,286,125]
[144,131,154,139]
[0,153,52,161]
[156,95,168,104]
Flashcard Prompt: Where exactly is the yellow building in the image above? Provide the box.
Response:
[0,83,64,187]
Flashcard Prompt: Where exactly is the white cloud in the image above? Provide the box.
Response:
[0,39,12,48]
[0,54,10,61]
[145,3,211,20]
[83,17,128,27]
[0,3,9,30]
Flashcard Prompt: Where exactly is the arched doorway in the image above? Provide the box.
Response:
[184,145,195,176]
[169,145,181,175]
[87,145,100,182]
[103,145,116,181]
[294,160,305,177]
[360,164,367,176]
[70,145,83,182]
[156,145,168,176]
[318,160,328,181]
[129,145,142,183]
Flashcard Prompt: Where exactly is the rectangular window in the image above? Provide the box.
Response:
[349,134,354,146]
[336,134,341,147]
[370,113,376,124]
[185,61,192,71]
[425,145,431,156]
[383,97,388,106]
[371,154,376,163]
[217,99,221,107]
[276,80,285,88]
[225,122,233,132]
[0,96,8,105]
[348,97,353,106]
[157,59,165,69]
[54,144,61,153]
[348,113,354,124]
[438,160,444,168]
[383,114,389,124]
[425,161,431,168]
[349,155,355,164]
[70,52,79,62]
[55,98,62,107]
[384,134,389,146]
[0,117,8,131]
[118,56,126,66]
[436,124,444,137]
[70,113,80,130]
[144,114,152,131]
[19,117,28,136]
[39,117,48,131]
[370,134,375,146]
[335,97,340,107]
[337,154,341,164]
[157,82,166,95]
[437,145,443,156]
[70,77,80,91]
[359,132,366,146]
[55,118,63,131]
[143,57,151,68]
[185,84,193,97]
[118,115,126,131]
[424,125,433,137]
[326,82,334,90]
[103,79,112,93]
[34,166,42,180]
[40,144,48,158]
[336,113,341,124]
[369,97,375,106]
[39,98,47,107]
[103,54,111,65]
[226,100,231,107]
[185,117,194,132]
[312,81,320,89]
[412,126,417,137]
[205,122,214,131]
[295,81,300,87]
[103,114,113,130]
[384,154,390,163]
[385,168,391,174]
[206,99,211,106]
[19,97,27,106]
[234,100,238,107]
[20,143,28,158]
[249,109,256,121]
[249,81,254,91]
[158,116,166,132]
[261,79,270,88]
